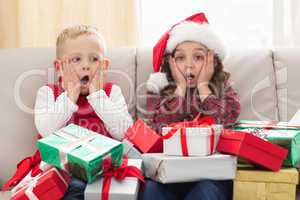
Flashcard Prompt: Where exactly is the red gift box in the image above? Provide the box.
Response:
[216,129,288,171]
[11,167,70,200]
[125,119,162,153]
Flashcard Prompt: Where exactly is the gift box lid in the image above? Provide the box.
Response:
[235,120,300,130]
[38,123,122,162]
[126,119,161,153]
[162,125,222,137]
[219,130,288,159]
[235,168,299,184]
[33,168,69,196]
[12,168,69,199]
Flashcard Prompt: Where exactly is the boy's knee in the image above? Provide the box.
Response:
[144,179,163,193]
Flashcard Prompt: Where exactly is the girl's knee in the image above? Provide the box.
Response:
[190,180,232,200]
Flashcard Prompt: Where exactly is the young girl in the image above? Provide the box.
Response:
[141,13,240,200]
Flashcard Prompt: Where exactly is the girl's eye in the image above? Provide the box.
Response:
[194,55,205,61]
[175,56,185,62]
[71,57,81,63]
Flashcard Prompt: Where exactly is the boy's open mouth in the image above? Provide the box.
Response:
[80,75,89,85]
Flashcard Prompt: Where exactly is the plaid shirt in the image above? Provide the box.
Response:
[146,85,241,134]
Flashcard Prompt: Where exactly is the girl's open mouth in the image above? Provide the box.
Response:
[80,75,89,85]
[185,74,195,81]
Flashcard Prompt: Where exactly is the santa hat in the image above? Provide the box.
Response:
[147,13,226,94]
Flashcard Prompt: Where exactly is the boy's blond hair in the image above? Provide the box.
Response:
[56,25,107,58]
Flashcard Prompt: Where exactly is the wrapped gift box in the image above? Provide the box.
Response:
[233,168,299,200]
[11,162,54,194]
[11,167,70,200]
[217,129,288,171]
[38,124,123,183]
[233,120,300,167]
[162,125,222,156]
[122,139,142,159]
[142,153,237,183]
[84,159,143,200]
[125,119,162,153]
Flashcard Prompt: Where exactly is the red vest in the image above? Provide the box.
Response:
[2,83,114,190]
[47,82,113,137]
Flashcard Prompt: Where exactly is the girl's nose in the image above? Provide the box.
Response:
[185,58,194,68]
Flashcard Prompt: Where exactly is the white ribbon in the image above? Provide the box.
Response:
[54,129,102,170]
[12,167,69,200]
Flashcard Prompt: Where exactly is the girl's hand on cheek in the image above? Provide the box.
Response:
[197,51,214,85]
[197,51,214,101]
[170,57,186,97]
[61,57,81,103]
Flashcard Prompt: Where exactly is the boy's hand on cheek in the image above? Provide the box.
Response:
[89,62,104,94]
[61,57,81,103]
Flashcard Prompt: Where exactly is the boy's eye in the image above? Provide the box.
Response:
[92,57,99,62]
[71,57,81,63]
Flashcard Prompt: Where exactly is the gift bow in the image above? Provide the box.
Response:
[55,128,103,170]
[162,115,216,156]
[101,157,144,200]
[12,167,68,200]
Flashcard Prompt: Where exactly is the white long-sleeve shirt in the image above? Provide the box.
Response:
[34,85,133,140]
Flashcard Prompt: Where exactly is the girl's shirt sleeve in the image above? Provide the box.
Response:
[146,91,186,133]
[194,85,241,127]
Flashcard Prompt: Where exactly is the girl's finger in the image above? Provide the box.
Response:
[208,51,214,67]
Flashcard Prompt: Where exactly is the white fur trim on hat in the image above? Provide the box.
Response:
[146,72,169,94]
[166,21,226,60]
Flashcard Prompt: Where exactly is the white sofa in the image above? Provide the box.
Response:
[0,47,299,196]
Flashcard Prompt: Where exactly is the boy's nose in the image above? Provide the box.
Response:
[82,66,90,71]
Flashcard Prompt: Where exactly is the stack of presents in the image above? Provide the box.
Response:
[7,114,300,200]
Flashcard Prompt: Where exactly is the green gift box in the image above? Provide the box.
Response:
[233,120,300,167]
[37,124,123,183]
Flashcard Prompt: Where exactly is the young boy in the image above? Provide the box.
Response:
[3,25,138,199]
[35,25,133,141]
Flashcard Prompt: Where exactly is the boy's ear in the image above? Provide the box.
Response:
[53,59,62,77]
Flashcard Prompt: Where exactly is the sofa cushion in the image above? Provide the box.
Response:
[224,48,278,121]
[273,48,300,121]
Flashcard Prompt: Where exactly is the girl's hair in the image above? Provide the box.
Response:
[160,50,230,98]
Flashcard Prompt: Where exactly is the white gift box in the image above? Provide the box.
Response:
[142,153,237,184]
[84,159,143,200]
[122,139,142,159]
[162,125,222,156]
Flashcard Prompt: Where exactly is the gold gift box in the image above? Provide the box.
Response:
[233,168,299,200]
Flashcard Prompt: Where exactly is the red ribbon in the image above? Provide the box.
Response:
[101,157,144,200]
[162,115,216,156]
[2,150,41,190]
